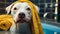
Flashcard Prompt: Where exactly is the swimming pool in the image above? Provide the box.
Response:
[42,23,60,34]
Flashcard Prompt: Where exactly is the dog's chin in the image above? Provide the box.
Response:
[16,18,26,23]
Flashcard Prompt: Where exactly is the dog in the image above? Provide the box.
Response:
[6,1,39,34]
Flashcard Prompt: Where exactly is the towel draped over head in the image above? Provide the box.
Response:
[13,0,44,34]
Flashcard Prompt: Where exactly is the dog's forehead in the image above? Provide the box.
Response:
[13,2,30,8]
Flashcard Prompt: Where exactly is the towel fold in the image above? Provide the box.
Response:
[0,15,14,31]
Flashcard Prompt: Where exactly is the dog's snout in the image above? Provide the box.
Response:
[18,13,25,18]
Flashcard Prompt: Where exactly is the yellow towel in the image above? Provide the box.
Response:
[13,0,44,34]
[0,15,14,31]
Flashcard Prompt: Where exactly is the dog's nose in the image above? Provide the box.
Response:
[18,13,25,18]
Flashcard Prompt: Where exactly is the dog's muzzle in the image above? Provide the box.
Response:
[16,13,26,23]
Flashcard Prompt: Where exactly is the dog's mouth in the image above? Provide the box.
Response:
[16,18,26,23]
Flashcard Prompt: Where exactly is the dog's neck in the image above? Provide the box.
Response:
[15,21,31,33]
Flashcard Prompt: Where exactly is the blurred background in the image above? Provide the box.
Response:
[0,0,60,34]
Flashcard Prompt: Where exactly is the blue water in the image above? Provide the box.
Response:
[43,29,60,34]
[42,23,60,34]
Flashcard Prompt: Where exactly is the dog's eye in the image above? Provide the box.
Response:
[26,8,31,11]
[14,7,17,10]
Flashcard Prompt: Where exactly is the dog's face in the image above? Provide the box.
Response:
[6,2,39,23]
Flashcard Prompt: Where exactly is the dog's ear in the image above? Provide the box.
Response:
[34,5,40,13]
[5,4,14,14]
